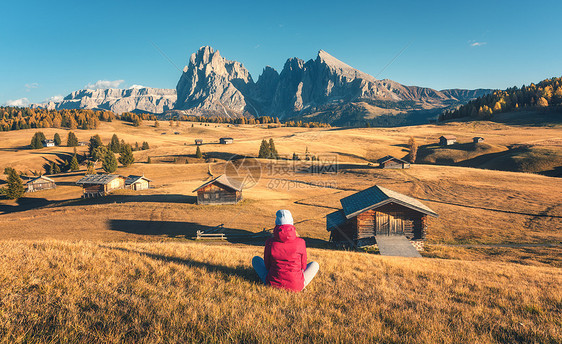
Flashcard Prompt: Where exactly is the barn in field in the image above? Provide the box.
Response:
[76,174,126,198]
[193,174,243,205]
[377,155,411,169]
[219,137,234,144]
[26,175,56,192]
[439,135,457,146]
[326,185,438,249]
[125,175,151,191]
[473,137,485,143]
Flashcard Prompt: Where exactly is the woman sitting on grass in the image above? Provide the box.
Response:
[252,209,319,292]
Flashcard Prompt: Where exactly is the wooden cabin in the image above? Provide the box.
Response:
[42,139,55,147]
[439,135,457,146]
[76,174,125,198]
[26,175,56,192]
[219,137,234,144]
[125,175,151,190]
[193,174,243,205]
[195,139,203,145]
[377,155,410,169]
[78,141,88,146]
[326,185,438,248]
[473,137,484,143]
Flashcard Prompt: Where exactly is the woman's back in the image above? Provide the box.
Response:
[265,224,307,291]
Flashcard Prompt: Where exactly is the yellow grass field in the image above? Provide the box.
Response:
[0,119,561,343]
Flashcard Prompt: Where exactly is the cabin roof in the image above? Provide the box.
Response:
[125,175,152,185]
[192,174,243,192]
[26,175,55,184]
[473,136,484,139]
[377,155,409,164]
[76,174,124,185]
[340,185,438,219]
[220,137,233,140]
[326,210,347,231]
[440,135,457,140]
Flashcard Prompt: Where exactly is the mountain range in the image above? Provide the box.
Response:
[34,46,492,126]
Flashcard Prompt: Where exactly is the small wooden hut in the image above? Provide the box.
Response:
[439,135,457,146]
[377,155,410,169]
[125,175,151,190]
[193,174,242,205]
[326,185,438,248]
[219,137,234,144]
[26,175,56,192]
[76,174,125,198]
[195,139,203,145]
[473,137,484,143]
[42,139,55,147]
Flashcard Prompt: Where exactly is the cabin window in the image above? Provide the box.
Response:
[204,194,209,199]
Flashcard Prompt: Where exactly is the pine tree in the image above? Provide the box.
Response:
[53,133,61,146]
[109,134,120,153]
[88,135,103,156]
[258,139,270,158]
[70,155,79,171]
[4,169,25,200]
[86,162,95,175]
[147,157,152,164]
[268,138,278,159]
[53,163,61,174]
[154,120,159,128]
[102,151,118,173]
[67,131,78,147]
[408,136,418,163]
[195,146,203,159]
[118,144,135,167]
[30,132,46,149]
[141,141,149,150]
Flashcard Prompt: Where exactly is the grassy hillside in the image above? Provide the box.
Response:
[0,240,560,344]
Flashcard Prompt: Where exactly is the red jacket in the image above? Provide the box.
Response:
[265,224,307,292]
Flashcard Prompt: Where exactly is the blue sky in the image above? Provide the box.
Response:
[1,0,561,106]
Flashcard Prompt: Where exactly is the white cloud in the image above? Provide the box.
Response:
[128,84,145,89]
[85,79,124,90]
[46,95,64,102]
[5,98,30,106]
[25,83,39,91]
[469,40,487,47]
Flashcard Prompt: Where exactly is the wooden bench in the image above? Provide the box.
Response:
[195,231,226,240]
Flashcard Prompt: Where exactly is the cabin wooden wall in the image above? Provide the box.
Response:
[107,178,125,191]
[197,183,241,204]
[27,181,55,192]
[132,180,149,190]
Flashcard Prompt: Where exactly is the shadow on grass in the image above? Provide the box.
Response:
[0,197,54,214]
[66,194,198,207]
[108,219,329,248]
[99,244,260,283]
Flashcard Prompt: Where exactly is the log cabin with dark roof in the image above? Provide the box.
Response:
[76,174,126,198]
[26,175,56,192]
[377,155,411,169]
[473,137,485,143]
[193,174,243,205]
[326,185,438,248]
[439,135,457,146]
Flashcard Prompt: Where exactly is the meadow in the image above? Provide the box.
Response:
[0,118,561,343]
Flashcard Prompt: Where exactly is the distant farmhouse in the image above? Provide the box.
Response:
[42,139,55,147]
[326,185,438,249]
[78,141,88,146]
[76,174,125,198]
[473,137,485,143]
[125,175,151,191]
[193,174,242,205]
[377,155,410,169]
[195,139,203,145]
[26,175,56,192]
[439,135,457,146]
[219,137,234,144]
